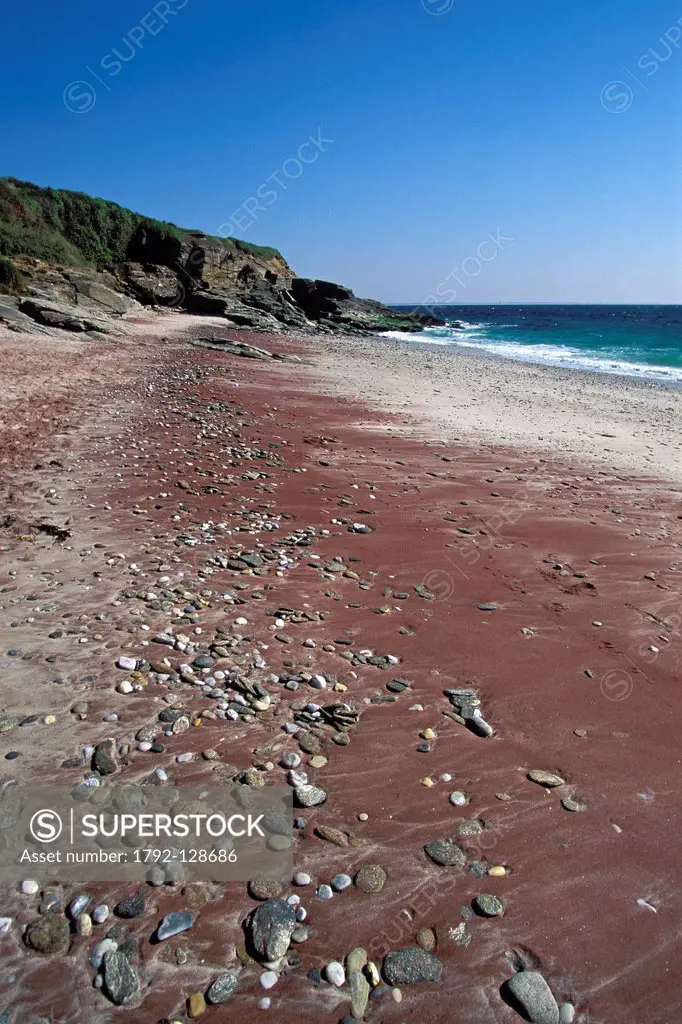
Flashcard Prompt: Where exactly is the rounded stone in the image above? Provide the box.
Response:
[294,872,312,887]
[325,961,345,987]
[248,877,283,901]
[114,893,145,919]
[416,926,436,952]
[382,948,442,985]
[331,873,352,892]
[354,863,387,894]
[474,894,504,917]
[527,770,565,788]
[24,915,70,955]
[504,971,560,1024]
[206,972,239,1005]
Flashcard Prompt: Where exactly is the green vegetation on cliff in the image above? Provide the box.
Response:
[0,177,282,269]
[0,255,22,294]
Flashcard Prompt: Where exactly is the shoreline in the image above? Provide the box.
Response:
[0,313,681,1022]
[384,327,682,389]
[294,331,682,482]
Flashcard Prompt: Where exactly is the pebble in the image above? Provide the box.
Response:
[294,784,327,807]
[504,971,560,1024]
[559,1004,576,1024]
[114,893,145,919]
[317,885,334,900]
[76,912,92,936]
[188,992,207,1018]
[488,865,507,877]
[355,863,387,893]
[90,937,118,968]
[92,904,110,924]
[21,880,39,895]
[102,950,140,1005]
[325,961,346,987]
[206,972,239,1004]
[294,872,312,886]
[156,911,193,941]
[527,770,565,788]
[474,893,504,917]
[416,926,436,951]
[382,948,442,984]
[449,790,468,806]
[260,971,278,990]
[331,873,352,891]
[117,656,137,671]
[24,914,70,954]
[248,877,283,901]
[259,998,271,1010]
[248,899,297,961]
[281,753,301,768]
[424,840,466,867]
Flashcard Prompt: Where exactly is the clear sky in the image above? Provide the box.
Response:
[2,0,681,303]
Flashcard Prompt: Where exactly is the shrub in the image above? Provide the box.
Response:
[0,255,22,294]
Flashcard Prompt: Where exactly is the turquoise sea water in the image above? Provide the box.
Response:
[389,305,682,384]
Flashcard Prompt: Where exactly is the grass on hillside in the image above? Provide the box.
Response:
[0,177,283,269]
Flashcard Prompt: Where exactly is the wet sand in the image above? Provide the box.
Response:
[0,316,681,1022]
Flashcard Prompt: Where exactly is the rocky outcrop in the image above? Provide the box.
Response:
[291,278,443,332]
[0,177,443,338]
[18,298,118,334]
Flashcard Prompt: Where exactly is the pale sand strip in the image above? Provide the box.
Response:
[298,334,682,482]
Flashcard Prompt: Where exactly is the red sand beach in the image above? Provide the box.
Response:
[0,317,680,1023]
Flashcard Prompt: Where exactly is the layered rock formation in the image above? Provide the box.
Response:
[0,178,442,336]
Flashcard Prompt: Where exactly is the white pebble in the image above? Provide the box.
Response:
[117,680,134,694]
[294,872,311,886]
[449,791,468,806]
[259,998,271,1010]
[21,881,39,895]
[325,961,346,987]
[92,904,109,924]
[260,971,278,990]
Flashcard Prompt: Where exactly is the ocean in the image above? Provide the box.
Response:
[388,305,682,384]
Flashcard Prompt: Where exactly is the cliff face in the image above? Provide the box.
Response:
[0,178,442,336]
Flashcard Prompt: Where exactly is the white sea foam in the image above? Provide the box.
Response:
[382,326,682,383]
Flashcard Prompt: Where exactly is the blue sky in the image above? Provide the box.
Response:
[1,0,681,302]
